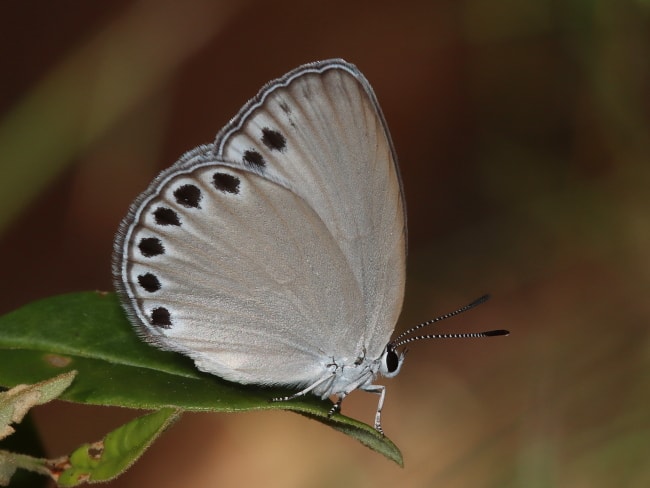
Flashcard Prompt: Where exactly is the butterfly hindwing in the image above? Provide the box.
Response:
[116,153,366,385]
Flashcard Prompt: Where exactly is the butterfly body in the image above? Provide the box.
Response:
[114,60,511,434]
[114,60,406,432]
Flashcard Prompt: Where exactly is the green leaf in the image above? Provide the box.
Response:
[56,408,180,486]
[0,292,403,465]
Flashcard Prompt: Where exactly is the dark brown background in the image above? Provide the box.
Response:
[1,1,648,486]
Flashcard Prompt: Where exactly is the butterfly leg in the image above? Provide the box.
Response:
[328,393,346,417]
[361,384,386,435]
[271,372,335,403]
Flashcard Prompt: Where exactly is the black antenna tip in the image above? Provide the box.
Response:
[470,294,491,307]
[484,329,510,336]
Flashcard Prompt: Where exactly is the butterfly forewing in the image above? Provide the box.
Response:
[214,60,406,357]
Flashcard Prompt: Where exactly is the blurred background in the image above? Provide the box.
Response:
[1,0,649,486]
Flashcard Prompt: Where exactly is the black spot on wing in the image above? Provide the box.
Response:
[138,272,161,292]
[150,307,171,328]
[261,128,286,152]
[279,101,291,114]
[153,207,181,226]
[138,237,164,257]
[174,184,202,208]
[213,173,240,194]
[243,149,266,168]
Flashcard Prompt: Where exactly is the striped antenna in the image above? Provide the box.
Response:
[390,295,509,348]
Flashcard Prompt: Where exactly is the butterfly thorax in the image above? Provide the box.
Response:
[311,345,405,399]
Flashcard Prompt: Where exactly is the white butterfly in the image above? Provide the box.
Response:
[113,59,506,434]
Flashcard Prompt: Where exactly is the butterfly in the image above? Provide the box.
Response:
[113,59,507,434]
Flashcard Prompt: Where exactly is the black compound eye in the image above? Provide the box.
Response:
[385,346,399,373]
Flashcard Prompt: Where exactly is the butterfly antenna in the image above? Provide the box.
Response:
[390,295,509,348]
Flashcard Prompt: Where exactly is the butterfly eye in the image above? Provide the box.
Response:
[380,345,403,378]
[386,347,398,373]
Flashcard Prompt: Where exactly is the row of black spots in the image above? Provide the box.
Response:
[135,237,171,332]
[137,182,201,260]
[134,251,169,328]
[150,172,240,228]
[135,171,243,329]
[135,180,197,331]
[135,172,242,329]
[242,127,287,168]
[145,183,202,247]
[133,270,169,328]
